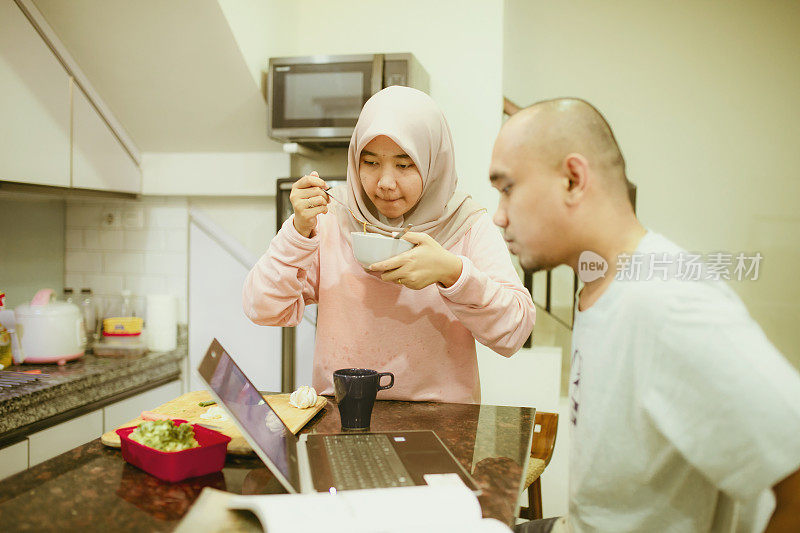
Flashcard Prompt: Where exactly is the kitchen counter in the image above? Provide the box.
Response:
[0,346,185,448]
[0,397,535,531]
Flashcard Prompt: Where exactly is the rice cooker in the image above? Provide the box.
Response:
[14,289,85,365]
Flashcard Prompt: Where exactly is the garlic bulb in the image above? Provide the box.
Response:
[289,385,318,409]
[199,406,229,421]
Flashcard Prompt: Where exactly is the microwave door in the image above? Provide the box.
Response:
[270,60,375,141]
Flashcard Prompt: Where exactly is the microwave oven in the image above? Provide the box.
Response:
[267,53,429,145]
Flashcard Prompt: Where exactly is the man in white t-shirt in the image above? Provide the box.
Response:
[489,98,800,532]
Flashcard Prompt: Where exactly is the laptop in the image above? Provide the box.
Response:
[197,338,480,494]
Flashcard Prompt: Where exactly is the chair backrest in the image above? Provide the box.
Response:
[531,411,559,467]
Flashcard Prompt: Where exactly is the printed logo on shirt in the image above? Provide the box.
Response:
[578,251,608,283]
[569,349,582,426]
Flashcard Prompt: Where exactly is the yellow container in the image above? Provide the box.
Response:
[102,316,143,336]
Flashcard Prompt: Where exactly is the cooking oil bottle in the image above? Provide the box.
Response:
[0,291,13,369]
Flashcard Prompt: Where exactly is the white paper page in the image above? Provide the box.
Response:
[227,483,508,533]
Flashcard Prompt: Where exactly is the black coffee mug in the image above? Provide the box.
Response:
[333,368,394,431]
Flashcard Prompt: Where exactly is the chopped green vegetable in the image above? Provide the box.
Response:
[198,400,216,407]
[129,420,199,452]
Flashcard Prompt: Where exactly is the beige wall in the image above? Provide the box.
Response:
[219,0,505,206]
[0,195,65,308]
[504,0,800,365]
[188,196,277,258]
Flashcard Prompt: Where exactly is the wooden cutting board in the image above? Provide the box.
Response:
[101,390,328,455]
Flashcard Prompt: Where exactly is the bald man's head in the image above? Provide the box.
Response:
[506,98,628,197]
[490,98,634,272]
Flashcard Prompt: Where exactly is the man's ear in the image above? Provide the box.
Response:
[562,153,590,206]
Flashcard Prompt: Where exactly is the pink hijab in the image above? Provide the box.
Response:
[330,86,485,249]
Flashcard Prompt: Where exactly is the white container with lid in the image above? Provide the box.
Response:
[14,288,85,365]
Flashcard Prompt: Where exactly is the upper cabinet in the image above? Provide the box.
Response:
[72,87,141,194]
[0,0,141,195]
[0,0,70,187]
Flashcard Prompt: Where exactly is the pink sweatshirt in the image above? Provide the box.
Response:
[243,211,534,404]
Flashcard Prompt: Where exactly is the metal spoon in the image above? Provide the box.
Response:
[393,224,413,239]
[322,187,348,209]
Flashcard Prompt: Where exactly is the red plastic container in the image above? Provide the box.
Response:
[116,419,231,482]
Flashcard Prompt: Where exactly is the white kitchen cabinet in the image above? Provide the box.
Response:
[72,87,141,194]
[141,151,291,196]
[103,380,182,431]
[0,439,29,480]
[0,0,70,187]
[28,410,103,467]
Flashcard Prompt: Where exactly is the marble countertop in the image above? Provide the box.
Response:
[0,397,535,531]
[0,346,185,446]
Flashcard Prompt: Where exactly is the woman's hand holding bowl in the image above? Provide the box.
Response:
[369,232,463,290]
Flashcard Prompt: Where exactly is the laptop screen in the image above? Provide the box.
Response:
[198,339,301,492]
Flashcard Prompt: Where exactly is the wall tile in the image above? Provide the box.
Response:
[98,230,125,251]
[163,229,188,253]
[124,275,165,296]
[66,205,103,228]
[65,251,103,272]
[65,229,83,250]
[144,252,187,276]
[147,206,188,229]
[177,296,187,323]
[124,229,164,251]
[83,229,100,250]
[64,273,84,291]
[103,252,145,275]
[65,201,188,324]
[84,273,125,295]
[164,276,187,298]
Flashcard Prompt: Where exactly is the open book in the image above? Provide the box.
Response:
[225,477,510,533]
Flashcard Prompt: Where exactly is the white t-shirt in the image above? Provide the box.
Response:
[568,231,800,532]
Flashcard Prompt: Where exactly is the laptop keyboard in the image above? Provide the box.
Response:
[323,434,415,490]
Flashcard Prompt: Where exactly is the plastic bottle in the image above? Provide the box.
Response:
[120,289,132,317]
[0,291,13,369]
[80,288,96,350]
[63,287,75,305]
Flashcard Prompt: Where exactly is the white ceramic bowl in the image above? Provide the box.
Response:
[351,232,413,268]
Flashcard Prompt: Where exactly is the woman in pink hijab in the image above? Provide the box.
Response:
[243,86,534,403]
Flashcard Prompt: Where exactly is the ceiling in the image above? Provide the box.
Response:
[32,0,281,153]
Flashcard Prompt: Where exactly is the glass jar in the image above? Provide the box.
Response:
[79,288,96,349]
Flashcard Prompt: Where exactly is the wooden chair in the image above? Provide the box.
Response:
[519,411,559,520]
